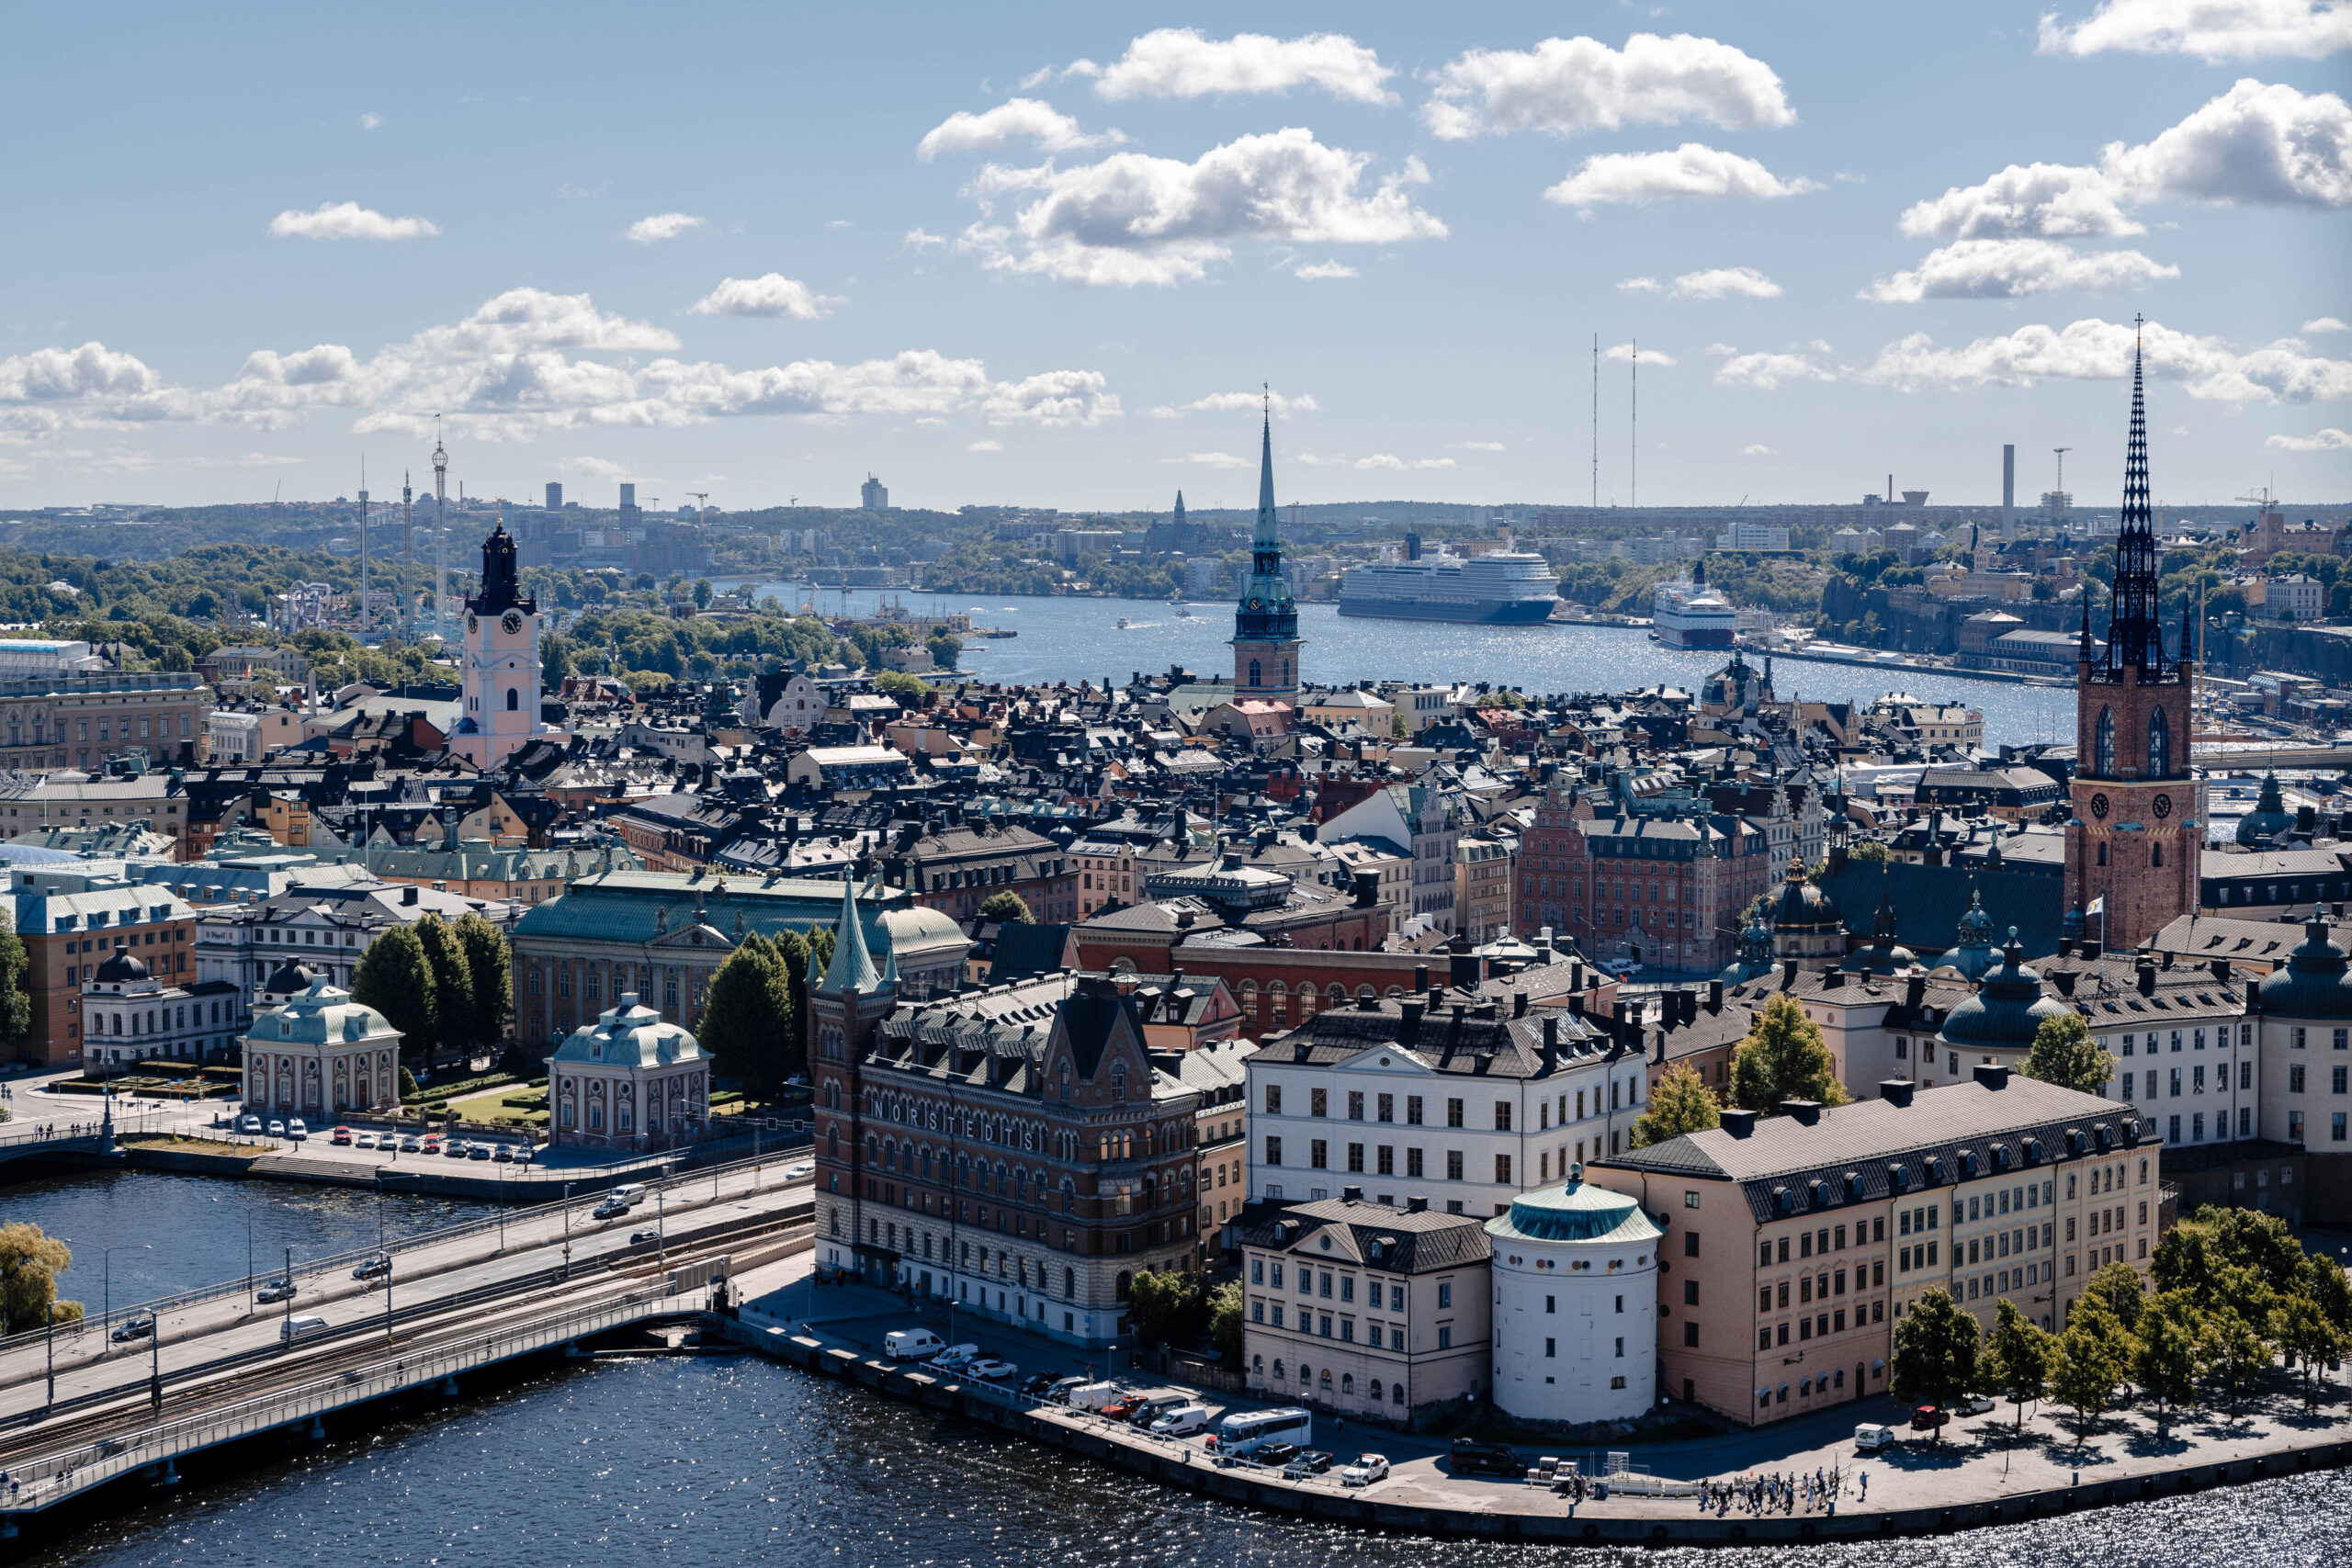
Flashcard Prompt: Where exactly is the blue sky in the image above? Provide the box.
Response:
[3,1,2346,512]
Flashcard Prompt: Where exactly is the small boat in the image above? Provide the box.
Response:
[1116,616,1131,629]
[1173,604,1193,617]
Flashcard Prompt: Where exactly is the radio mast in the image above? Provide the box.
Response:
[432,418,449,639]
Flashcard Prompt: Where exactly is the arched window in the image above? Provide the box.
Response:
[1340,1373,1354,1394]
[2147,708,2169,778]
[1272,1359,1284,1381]
[2098,842,2107,867]
[1318,1369,1333,1391]
[2153,841,2164,867]
[1249,659,1261,688]
[505,687,520,711]
[2095,706,2115,777]
[1064,1267,1076,1298]
[1115,1270,1132,1302]
[1391,1382,1404,1405]
[1369,1378,1383,1403]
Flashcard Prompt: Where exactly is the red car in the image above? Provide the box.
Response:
[1909,1404,1951,1431]
[1102,1396,1149,1423]
[330,1126,354,1146]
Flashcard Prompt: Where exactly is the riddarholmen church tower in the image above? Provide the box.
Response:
[1231,391,1302,703]
[2064,321,2199,951]
[449,519,571,770]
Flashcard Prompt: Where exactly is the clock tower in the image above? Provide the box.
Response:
[1231,392,1302,703]
[449,519,571,771]
[2065,325,2199,951]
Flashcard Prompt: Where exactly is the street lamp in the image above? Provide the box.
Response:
[560,1182,574,1281]
[98,1243,151,1333]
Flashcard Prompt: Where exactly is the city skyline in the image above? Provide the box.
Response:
[3,2,2347,511]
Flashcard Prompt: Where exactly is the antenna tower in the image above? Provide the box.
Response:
[357,458,370,635]
[431,417,449,640]
[1590,333,1599,511]
[1630,340,1638,511]
[401,472,414,638]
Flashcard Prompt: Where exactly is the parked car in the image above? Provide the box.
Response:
[1909,1404,1951,1432]
[968,1359,1018,1382]
[1340,1454,1390,1487]
[110,1315,155,1343]
[1448,1438,1522,1477]
[266,1120,286,1137]
[352,1255,391,1280]
[256,1278,298,1304]
[443,1140,470,1159]
[1040,1375,1090,1404]
[330,1126,353,1146]
[238,1114,262,1134]
[492,1144,514,1163]
[468,1145,492,1161]
[513,1145,535,1165]
[1101,1395,1150,1424]
[286,1119,309,1142]
[1853,1424,1894,1452]
[1252,1443,1302,1470]
[355,1134,378,1150]
[1148,1404,1210,1438]
[1959,1393,1996,1416]
[883,1329,945,1359]
[397,1136,423,1153]
[1283,1450,1335,1479]
[1059,1380,1117,1411]
[927,1343,981,1372]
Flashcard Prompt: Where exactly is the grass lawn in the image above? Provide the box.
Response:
[444,1083,549,1128]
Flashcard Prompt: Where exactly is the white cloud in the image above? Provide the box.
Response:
[1176,451,1252,468]
[826,220,853,230]
[1603,343,1678,366]
[1294,452,1350,466]
[956,129,1443,287]
[1898,79,2352,240]
[1857,316,2352,402]
[1176,390,1321,418]
[1423,32,1795,141]
[560,456,639,481]
[1544,144,1818,209]
[1861,239,2179,301]
[1618,276,1663,293]
[1705,343,1739,356]
[1743,443,1774,455]
[191,451,303,468]
[1668,265,1781,299]
[903,228,947,249]
[2266,425,2351,448]
[2039,0,2352,62]
[979,368,1122,425]
[1294,260,1359,279]
[1714,351,1838,389]
[1066,28,1394,104]
[358,112,383,130]
[916,99,1119,162]
[626,212,707,243]
[968,439,1003,451]
[268,201,440,241]
[1354,454,1456,469]
[688,274,842,320]
[2306,315,2351,331]
[1451,441,1506,451]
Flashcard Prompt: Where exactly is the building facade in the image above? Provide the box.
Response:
[0,670,211,773]
[7,864,198,1068]
[240,975,404,1121]
[1487,1174,1661,1427]
[546,993,710,1151]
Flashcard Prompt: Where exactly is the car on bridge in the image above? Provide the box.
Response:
[352,1255,391,1280]
[257,1278,298,1304]
[782,1160,815,1180]
[592,1197,629,1220]
[110,1315,155,1343]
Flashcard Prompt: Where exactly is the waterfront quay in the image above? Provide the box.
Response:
[724,1246,2351,1546]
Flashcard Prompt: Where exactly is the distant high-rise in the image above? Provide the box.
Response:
[2001,444,2016,537]
[861,474,889,512]
[546,481,563,512]
[619,483,636,509]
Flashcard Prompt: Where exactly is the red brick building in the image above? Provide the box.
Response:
[1515,782,1772,974]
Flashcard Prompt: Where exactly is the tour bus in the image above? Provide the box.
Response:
[1210,1407,1313,1458]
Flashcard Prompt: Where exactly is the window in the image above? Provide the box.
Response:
[1348,1092,1364,1121]
[1264,1136,1282,1166]
[1310,1140,1328,1169]
[1437,1282,1453,1308]
[1446,1098,1464,1128]
[1265,1085,1282,1115]
[1495,1154,1512,1184]
[1310,1089,1328,1118]
[2148,708,2169,778]
[1445,1150,1463,1181]
[2095,705,2114,776]
[1494,1100,1512,1132]
[1406,1096,1423,1125]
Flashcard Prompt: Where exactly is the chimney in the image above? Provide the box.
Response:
[2080,940,2101,962]
[1719,1108,1758,1138]
[1412,963,1430,994]
[1399,999,1425,1043]
[1512,990,1529,1019]
[1781,959,1799,987]
[1450,949,1482,990]
[1707,979,1724,1011]
[2052,968,2078,997]
[401,886,419,906]
[2057,937,2075,958]
[1880,1079,1916,1109]
[1825,969,1845,990]
[1341,1184,1363,1203]
[1905,974,1926,1009]
[1407,1195,1429,1213]
[2211,957,2231,982]
[1569,960,1584,992]
[2137,961,2156,997]
[1781,1100,1823,1126]
[1542,1014,1559,1067]
[1973,1062,2010,1090]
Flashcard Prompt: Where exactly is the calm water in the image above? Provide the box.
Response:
[21,1350,2347,1568]
[727,586,2080,749]
[8,1168,481,1314]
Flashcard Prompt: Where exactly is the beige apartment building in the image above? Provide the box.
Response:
[1589,1067,2159,1428]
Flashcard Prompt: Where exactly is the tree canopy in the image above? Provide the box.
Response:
[2018,1013,2116,1097]
[0,1223,82,1334]
[1889,1287,1978,1440]
[351,924,436,1064]
[1729,994,1850,1116]
[1630,1061,1719,1148]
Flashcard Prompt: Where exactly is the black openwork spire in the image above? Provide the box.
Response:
[2101,317,2165,679]
[468,518,536,616]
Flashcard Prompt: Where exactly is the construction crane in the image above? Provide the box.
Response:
[688,491,709,522]
[2052,447,2071,497]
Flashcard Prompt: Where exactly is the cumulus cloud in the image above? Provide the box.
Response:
[269,201,440,241]
[1713,350,1838,389]
[0,287,1120,446]
[1862,239,2179,301]
[1294,260,1359,279]
[1618,276,1663,293]
[561,457,639,481]
[903,228,947,249]
[2039,0,2352,62]
[1172,390,1321,418]
[358,112,383,130]
[1423,32,1794,140]
[1668,265,1782,299]
[688,274,842,320]
[1544,144,1818,209]
[2307,315,2351,331]
[2266,425,2351,448]
[1354,453,1455,469]
[1064,28,1394,104]
[1175,451,1252,468]
[1452,441,1506,451]
[956,128,1444,287]
[1858,315,2352,402]
[1899,78,2352,240]
[1603,343,1678,366]
[1744,444,1775,455]
[916,99,1119,161]
[626,212,707,243]
[968,439,1003,451]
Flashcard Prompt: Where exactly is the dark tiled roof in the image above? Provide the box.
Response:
[1233,1195,1494,1273]
[1818,858,2064,956]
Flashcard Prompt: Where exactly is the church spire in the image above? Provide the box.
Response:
[1254,389,1278,544]
[2102,316,2165,678]
[818,873,883,996]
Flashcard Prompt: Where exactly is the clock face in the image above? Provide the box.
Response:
[1249,598,1262,610]
[2089,793,2110,819]
[501,610,524,635]
[466,614,479,635]
[2153,793,2173,819]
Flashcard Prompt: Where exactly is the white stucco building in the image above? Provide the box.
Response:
[240,974,404,1121]
[546,992,709,1151]
[1486,1169,1661,1427]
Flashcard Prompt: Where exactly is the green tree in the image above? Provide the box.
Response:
[1848,840,1891,863]
[2304,1249,2352,1336]
[397,1065,420,1098]
[978,890,1034,926]
[2132,1291,2204,1437]
[1630,1061,1720,1148]
[2018,1013,2117,1096]
[0,910,30,1056]
[2200,1306,2269,1421]
[1982,1297,2056,1438]
[701,936,792,1097]
[871,670,930,699]
[353,925,437,1066]
[2050,1302,2130,1443]
[773,928,813,1078]
[1126,1269,1208,1350]
[1207,1279,1246,1367]
[2082,1258,2147,1337]
[1890,1287,1979,1442]
[453,913,513,1054]
[693,578,712,609]
[1729,994,1851,1116]
[415,914,476,1070]
[2273,1295,2346,1412]
[0,1222,83,1336]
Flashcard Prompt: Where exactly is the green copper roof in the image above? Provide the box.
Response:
[819,874,884,996]
[2256,908,2352,1021]
[1487,1175,1662,1247]
[1940,930,2073,1048]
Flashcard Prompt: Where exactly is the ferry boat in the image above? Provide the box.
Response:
[1337,535,1558,625]
[1651,562,1737,649]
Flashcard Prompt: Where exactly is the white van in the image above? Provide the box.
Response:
[280,1314,330,1343]
[1062,1381,1119,1412]
[1853,1423,1894,1452]
[1212,1406,1314,1457]
[611,1184,650,1207]
[884,1328,945,1359]
[1148,1404,1211,1438]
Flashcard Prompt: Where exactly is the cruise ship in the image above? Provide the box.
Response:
[1651,562,1737,649]
[1337,536,1559,625]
